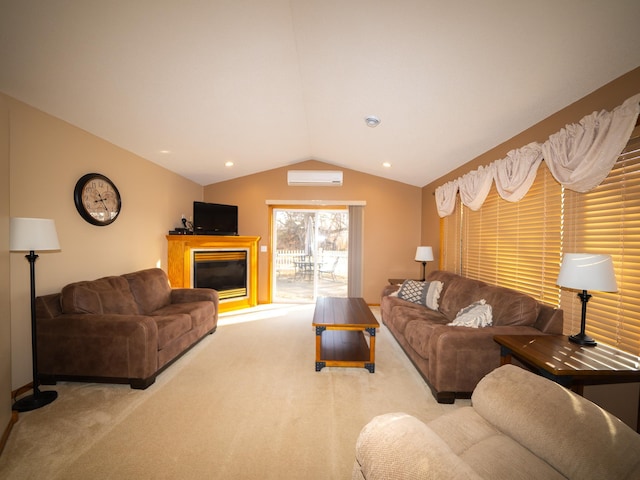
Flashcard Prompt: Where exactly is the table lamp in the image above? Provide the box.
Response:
[415,246,433,281]
[556,253,617,347]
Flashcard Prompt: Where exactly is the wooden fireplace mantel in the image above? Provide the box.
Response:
[167,235,260,313]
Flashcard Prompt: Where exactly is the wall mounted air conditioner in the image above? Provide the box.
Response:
[287,170,343,186]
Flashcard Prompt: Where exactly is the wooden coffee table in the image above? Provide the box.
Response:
[312,297,379,373]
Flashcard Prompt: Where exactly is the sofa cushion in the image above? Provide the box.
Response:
[426,406,565,480]
[186,301,216,328]
[386,304,444,334]
[404,318,449,359]
[123,268,172,315]
[61,276,139,315]
[427,270,539,327]
[151,301,215,329]
[448,299,493,328]
[477,285,538,327]
[428,271,486,321]
[395,280,443,310]
[154,313,192,349]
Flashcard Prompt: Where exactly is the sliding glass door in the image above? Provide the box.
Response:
[272,208,348,303]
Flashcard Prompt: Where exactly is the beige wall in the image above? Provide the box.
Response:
[420,66,640,430]
[6,95,203,390]
[0,94,11,440]
[203,159,423,304]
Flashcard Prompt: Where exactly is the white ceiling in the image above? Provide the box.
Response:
[2,1,640,187]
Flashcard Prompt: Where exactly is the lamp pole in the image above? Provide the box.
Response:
[569,289,596,346]
[13,251,58,412]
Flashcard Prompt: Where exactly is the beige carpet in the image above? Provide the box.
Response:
[0,304,467,479]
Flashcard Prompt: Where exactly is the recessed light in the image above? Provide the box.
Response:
[160,150,171,154]
[365,116,381,128]
[225,161,234,167]
[383,162,392,168]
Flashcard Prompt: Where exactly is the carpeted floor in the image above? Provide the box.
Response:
[0,304,468,479]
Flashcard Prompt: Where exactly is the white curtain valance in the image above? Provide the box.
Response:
[435,180,459,217]
[541,93,640,193]
[458,164,494,211]
[435,93,640,216]
[493,142,543,202]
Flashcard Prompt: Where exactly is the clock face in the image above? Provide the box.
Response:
[74,173,122,226]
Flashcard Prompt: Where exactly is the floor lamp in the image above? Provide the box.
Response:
[10,217,61,411]
[415,246,433,281]
[557,253,617,347]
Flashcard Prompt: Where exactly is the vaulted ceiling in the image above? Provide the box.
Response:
[2,1,640,187]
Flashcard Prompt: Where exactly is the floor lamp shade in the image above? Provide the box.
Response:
[10,217,60,411]
[557,253,617,347]
[10,217,61,252]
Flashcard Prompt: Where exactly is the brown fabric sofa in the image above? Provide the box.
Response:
[381,270,563,403]
[35,268,219,389]
[352,364,640,480]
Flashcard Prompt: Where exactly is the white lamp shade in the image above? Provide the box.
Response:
[415,246,434,262]
[557,253,617,292]
[10,217,61,252]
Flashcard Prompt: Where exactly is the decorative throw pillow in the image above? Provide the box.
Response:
[396,280,443,310]
[448,299,493,328]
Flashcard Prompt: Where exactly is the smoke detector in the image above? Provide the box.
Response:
[365,115,381,127]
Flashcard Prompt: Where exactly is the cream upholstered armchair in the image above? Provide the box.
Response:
[353,365,640,480]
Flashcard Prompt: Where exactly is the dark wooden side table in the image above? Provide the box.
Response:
[494,334,640,432]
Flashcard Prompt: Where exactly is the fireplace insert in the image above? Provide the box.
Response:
[193,250,247,300]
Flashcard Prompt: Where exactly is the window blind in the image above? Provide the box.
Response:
[562,127,640,354]
[458,162,563,306]
[440,199,462,273]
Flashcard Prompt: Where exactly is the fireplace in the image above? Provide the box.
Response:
[167,235,260,313]
[192,250,248,300]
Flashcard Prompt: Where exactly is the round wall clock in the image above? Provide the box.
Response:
[73,173,122,226]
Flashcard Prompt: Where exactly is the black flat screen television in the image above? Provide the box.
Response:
[193,201,238,236]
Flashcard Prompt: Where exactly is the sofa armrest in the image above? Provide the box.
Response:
[534,304,563,334]
[352,412,482,480]
[381,284,400,297]
[171,288,219,305]
[427,325,544,393]
[36,314,159,379]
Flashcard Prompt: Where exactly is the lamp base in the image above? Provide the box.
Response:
[569,332,597,347]
[12,390,57,412]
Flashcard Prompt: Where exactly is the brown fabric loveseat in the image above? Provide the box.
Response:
[35,268,219,389]
[381,270,563,403]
